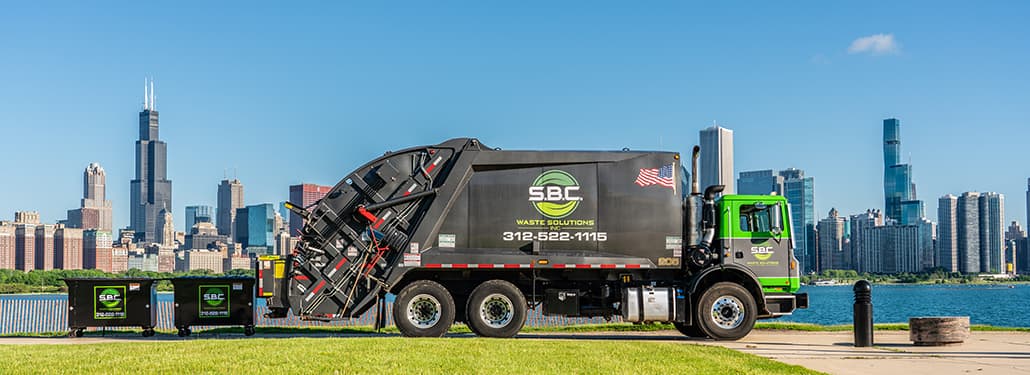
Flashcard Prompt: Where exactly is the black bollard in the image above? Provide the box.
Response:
[853,280,873,347]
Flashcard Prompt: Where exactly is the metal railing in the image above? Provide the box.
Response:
[0,298,620,334]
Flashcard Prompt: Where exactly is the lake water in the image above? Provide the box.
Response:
[4,284,1028,327]
[779,284,1030,327]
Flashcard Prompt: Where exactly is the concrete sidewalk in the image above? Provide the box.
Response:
[698,330,1030,375]
[518,330,1030,375]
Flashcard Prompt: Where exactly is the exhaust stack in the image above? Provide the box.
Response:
[690,145,700,195]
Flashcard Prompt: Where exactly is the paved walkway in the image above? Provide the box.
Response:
[519,330,1030,375]
[3,330,1029,374]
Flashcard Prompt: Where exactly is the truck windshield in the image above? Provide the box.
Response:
[739,204,778,233]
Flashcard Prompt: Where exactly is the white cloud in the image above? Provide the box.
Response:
[847,33,900,56]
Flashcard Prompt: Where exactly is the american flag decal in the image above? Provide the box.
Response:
[635,164,675,189]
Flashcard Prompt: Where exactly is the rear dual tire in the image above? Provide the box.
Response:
[393,279,528,338]
[465,280,527,338]
[393,280,456,337]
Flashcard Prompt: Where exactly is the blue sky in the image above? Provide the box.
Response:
[1,1,1028,231]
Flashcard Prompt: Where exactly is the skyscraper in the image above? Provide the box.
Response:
[817,208,846,272]
[699,125,734,194]
[217,179,244,237]
[937,195,959,272]
[289,183,332,235]
[979,192,1004,273]
[737,170,784,196]
[956,192,981,273]
[882,118,923,224]
[185,205,214,231]
[849,210,884,273]
[235,203,276,255]
[68,163,114,231]
[780,168,816,273]
[130,78,172,243]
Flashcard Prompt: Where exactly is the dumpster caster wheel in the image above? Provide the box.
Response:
[69,329,84,338]
[142,328,155,337]
[244,326,256,336]
[177,328,191,337]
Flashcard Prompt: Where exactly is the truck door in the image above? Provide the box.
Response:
[729,200,791,292]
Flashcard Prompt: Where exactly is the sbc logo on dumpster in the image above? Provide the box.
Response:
[94,286,126,320]
[199,285,230,318]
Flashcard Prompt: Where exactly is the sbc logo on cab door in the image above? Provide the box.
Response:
[751,246,775,261]
[528,170,582,219]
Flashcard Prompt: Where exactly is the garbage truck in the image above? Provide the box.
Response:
[260,138,807,340]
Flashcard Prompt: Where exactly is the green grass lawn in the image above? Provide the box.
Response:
[6,321,1028,338]
[0,337,819,374]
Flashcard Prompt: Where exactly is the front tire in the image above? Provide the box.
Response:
[466,280,527,338]
[393,280,456,337]
[695,282,756,341]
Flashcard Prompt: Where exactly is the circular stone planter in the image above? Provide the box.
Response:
[909,316,970,346]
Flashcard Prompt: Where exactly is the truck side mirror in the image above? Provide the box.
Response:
[770,203,783,236]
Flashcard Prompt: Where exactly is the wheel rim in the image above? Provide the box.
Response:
[406,294,442,329]
[710,295,745,330]
[479,293,514,329]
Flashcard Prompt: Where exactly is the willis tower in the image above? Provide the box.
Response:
[130,78,172,243]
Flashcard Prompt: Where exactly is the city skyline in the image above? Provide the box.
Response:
[1,2,1029,232]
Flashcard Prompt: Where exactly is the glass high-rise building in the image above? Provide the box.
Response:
[956,192,981,273]
[130,78,172,243]
[781,168,816,274]
[699,125,734,194]
[882,118,921,223]
[235,203,276,255]
[737,170,784,196]
[937,195,958,272]
[978,192,1004,273]
[185,205,214,231]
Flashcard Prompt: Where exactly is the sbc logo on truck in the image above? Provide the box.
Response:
[528,170,582,219]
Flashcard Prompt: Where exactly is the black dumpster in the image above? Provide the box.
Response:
[171,276,256,336]
[64,277,158,337]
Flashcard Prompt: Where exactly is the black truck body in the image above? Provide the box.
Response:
[262,138,807,340]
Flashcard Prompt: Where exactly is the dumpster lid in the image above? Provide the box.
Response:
[62,277,157,281]
[171,276,254,280]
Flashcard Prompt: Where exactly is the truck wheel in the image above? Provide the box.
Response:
[695,282,756,341]
[673,322,708,339]
[466,280,527,338]
[393,280,456,337]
